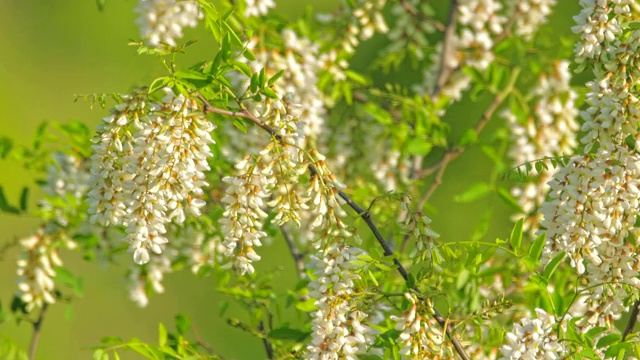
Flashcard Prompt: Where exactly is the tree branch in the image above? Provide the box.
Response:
[29,304,48,360]
[258,321,274,360]
[197,94,471,360]
[280,226,307,281]
[432,0,459,98]
[623,299,640,341]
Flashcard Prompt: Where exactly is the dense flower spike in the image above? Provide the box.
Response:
[505,60,578,233]
[572,0,631,62]
[499,308,567,359]
[244,0,275,17]
[390,293,454,359]
[87,91,215,265]
[135,0,202,47]
[305,244,377,359]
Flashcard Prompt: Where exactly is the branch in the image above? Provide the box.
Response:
[280,226,307,281]
[258,321,274,360]
[623,299,640,341]
[431,0,459,98]
[198,94,471,360]
[29,304,48,360]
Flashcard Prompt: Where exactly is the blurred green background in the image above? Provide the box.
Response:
[0,1,579,359]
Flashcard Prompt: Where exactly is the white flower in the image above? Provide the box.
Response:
[499,309,567,359]
[135,0,203,47]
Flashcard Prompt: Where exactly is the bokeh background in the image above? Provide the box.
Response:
[0,1,580,359]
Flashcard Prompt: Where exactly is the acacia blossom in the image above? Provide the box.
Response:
[512,0,556,40]
[305,244,377,359]
[87,91,215,265]
[135,0,202,47]
[572,0,631,62]
[505,60,578,234]
[244,0,275,17]
[499,308,567,359]
[390,293,454,359]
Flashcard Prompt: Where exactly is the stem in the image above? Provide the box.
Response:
[432,0,459,98]
[198,94,471,360]
[623,299,640,341]
[258,321,274,360]
[29,304,48,360]
[280,226,307,281]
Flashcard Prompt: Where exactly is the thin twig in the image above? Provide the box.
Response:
[623,299,640,340]
[29,304,48,360]
[280,226,307,281]
[258,321,274,360]
[198,94,471,360]
[432,0,459,98]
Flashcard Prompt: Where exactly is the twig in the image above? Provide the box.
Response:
[198,94,471,360]
[431,0,459,98]
[623,299,640,340]
[280,226,307,281]
[258,321,274,360]
[397,67,520,253]
[29,304,48,360]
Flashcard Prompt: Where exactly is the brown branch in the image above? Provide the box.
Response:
[280,226,307,281]
[623,299,640,341]
[198,94,471,360]
[29,304,48,360]
[432,0,459,98]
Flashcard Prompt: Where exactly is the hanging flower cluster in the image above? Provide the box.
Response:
[305,244,377,359]
[505,60,578,234]
[390,293,454,359]
[386,0,434,60]
[87,90,215,265]
[135,0,202,47]
[499,308,567,359]
[539,0,640,335]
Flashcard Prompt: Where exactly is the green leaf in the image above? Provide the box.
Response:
[96,0,106,11]
[404,137,432,156]
[597,333,621,348]
[158,323,167,347]
[0,186,20,214]
[267,70,284,86]
[528,233,546,261]
[0,137,13,159]
[175,314,190,335]
[509,218,524,253]
[497,187,523,212]
[19,187,28,212]
[344,70,369,85]
[174,69,208,80]
[268,327,310,341]
[457,129,477,147]
[232,118,247,133]
[149,77,171,93]
[233,61,252,77]
[296,298,317,312]
[454,183,491,203]
[262,88,278,99]
[93,349,108,360]
[542,252,566,279]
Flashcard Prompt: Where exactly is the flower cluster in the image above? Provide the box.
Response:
[505,60,578,234]
[243,0,275,18]
[572,0,631,62]
[305,244,377,359]
[390,293,454,359]
[16,227,76,312]
[499,308,567,359]
[87,91,215,265]
[404,211,441,264]
[342,0,389,54]
[135,0,202,47]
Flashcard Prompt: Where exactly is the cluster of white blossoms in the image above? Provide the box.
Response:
[419,0,506,100]
[334,0,388,54]
[305,244,377,359]
[390,293,454,359]
[572,0,631,62]
[539,1,640,331]
[499,308,567,359]
[135,0,202,47]
[505,60,578,234]
[87,91,215,265]
[16,153,88,311]
[16,227,76,312]
[511,0,556,40]
[243,0,275,17]
[128,249,173,307]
